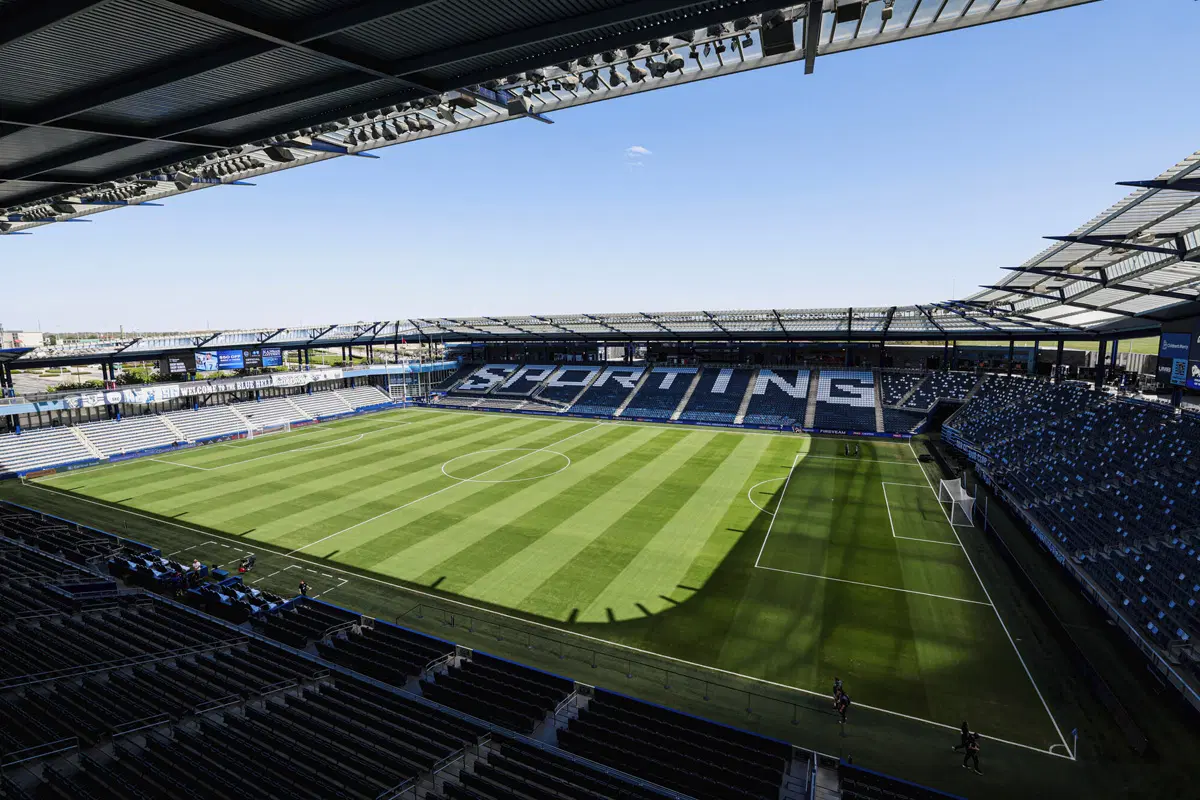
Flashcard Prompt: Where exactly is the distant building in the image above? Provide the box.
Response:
[0,330,44,349]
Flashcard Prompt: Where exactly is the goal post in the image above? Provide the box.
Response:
[247,418,291,440]
[937,478,975,527]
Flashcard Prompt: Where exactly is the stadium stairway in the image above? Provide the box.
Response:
[804,369,820,428]
[670,369,704,421]
[158,414,187,441]
[873,368,885,433]
[895,373,928,408]
[614,368,654,418]
[227,403,253,430]
[70,426,105,460]
[734,369,758,425]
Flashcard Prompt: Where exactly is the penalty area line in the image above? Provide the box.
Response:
[754,565,991,606]
[16,479,1070,761]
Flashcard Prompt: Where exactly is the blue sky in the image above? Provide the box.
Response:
[5,0,1197,333]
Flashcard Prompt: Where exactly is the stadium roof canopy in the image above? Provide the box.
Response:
[2,305,1102,369]
[1,0,1094,234]
[969,150,1200,332]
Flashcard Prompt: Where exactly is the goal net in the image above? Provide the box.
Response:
[937,478,975,527]
[247,419,291,440]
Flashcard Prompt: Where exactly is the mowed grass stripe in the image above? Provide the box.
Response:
[262,419,603,550]
[455,429,720,609]
[579,432,773,622]
[517,431,748,622]
[48,409,469,498]
[363,424,657,581]
[399,424,664,596]
[60,414,555,544]
[119,414,543,520]
[337,425,646,569]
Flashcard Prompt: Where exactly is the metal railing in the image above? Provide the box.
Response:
[112,713,172,738]
[1,737,79,768]
[392,602,839,738]
[0,636,244,689]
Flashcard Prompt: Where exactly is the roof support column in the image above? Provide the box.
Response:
[1007,338,1014,378]
[878,339,886,369]
[1055,340,1064,384]
[942,339,949,370]
[1096,338,1108,390]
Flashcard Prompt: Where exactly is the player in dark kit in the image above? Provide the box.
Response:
[832,677,843,706]
[962,732,982,774]
[836,693,851,725]
[953,721,971,752]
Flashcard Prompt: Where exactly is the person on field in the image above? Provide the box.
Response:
[962,732,982,774]
[836,693,851,725]
[953,721,971,752]
[299,580,309,598]
[832,676,843,705]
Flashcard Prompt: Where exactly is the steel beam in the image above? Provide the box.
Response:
[1116,178,1200,194]
[804,0,822,74]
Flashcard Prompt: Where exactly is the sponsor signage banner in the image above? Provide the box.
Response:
[1158,332,1190,386]
[217,349,245,370]
[262,347,283,367]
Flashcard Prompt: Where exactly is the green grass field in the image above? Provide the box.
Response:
[11,407,1067,755]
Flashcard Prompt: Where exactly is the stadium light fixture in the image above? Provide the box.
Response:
[627,62,649,83]
[674,30,696,44]
[607,66,625,86]
[559,74,579,91]
[436,104,456,121]
[881,0,895,22]
[172,171,193,191]
[601,50,617,64]
[578,55,595,68]
[582,71,601,91]
[665,51,685,72]
[646,59,669,79]
[623,45,642,58]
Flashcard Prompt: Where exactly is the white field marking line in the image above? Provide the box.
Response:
[285,422,604,556]
[909,441,1074,759]
[746,477,787,516]
[802,454,925,466]
[755,565,992,606]
[753,452,800,567]
[313,578,349,600]
[441,448,571,484]
[19,480,1067,760]
[881,483,964,548]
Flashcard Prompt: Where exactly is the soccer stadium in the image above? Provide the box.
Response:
[1,2,1198,799]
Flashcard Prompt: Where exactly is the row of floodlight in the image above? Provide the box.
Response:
[2,5,904,233]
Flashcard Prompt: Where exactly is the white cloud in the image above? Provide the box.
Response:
[625,145,652,158]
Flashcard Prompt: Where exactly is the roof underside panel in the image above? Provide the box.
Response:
[1,0,1096,225]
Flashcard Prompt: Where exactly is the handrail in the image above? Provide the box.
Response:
[320,619,362,640]
[422,650,456,676]
[0,636,244,689]
[112,712,172,738]
[191,694,242,715]
[1,737,79,767]
[257,679,298,698]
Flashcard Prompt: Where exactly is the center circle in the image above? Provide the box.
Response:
[442,448,571,483]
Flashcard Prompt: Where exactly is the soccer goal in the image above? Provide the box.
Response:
[937,478,975,527]
[247,419,291,440]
